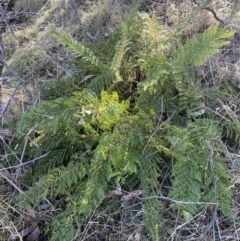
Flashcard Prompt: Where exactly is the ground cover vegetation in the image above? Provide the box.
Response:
[1,0,240,240]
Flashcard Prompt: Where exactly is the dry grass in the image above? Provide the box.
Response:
[15,0,50,12]
[0,0,131,122]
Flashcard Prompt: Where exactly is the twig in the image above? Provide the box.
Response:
[158,167,170,196]
[0,80,23,118]
[78,204,101,240]
[0,170,23,193]
[192,0,225,25]
[0,135,20,161]
[205,140,214,172]
[1,0,11,19]
[141,98,174,159]
[0,152,50,172]
[140,195,218,206]
[168,211,207,241]
[0,0,15,35]
[0,27,5,77]
[214,205,222,241]
[0,58,35,119]
[3,18,14,35]
[202,141,222,240]
[10,221,23,241]
[204,106,230,122]
[37,0,50,15]
[0,170,30,189]
[16,127,35,178]
[216,98,238,121]
[142,112,174,159]
[0,56,33,101]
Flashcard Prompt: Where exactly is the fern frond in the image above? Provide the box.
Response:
[51,208,78,241]
[40,76,84,100]
[110,36,130,82]
[142,151,163,239]
[79,132,113,215]
[141,12,169,53]
[50,31,107,72]
[175,24,234,66]
[168,120,232,218]
[222,121,240,145]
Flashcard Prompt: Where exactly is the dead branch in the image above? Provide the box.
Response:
[192,0,225,25]
[0,152,50,172]
[0,169,23,193]
[0,58,34,118]
[16,128,37,178]
[0,78,24,118]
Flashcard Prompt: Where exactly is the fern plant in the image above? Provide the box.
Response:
[14,10,237,241]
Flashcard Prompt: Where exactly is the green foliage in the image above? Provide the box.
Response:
[50,31,107,72]
[14,10,236,241]
[40,76,83,100]
[142,151,163,240]
[110,36,130,83]
[175,24,233,67]
[167,120,232,217]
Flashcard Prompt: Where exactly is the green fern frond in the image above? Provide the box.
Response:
[171,24,234,116]
[79,132,113,215]
[17,167,63,207]
[175,24,234,66]
[141,149,164,239]
[168,120,232,218]
[55,160,90,195]
[51,208,77,241]
[50,31,107,72]
[40,76,84,100]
